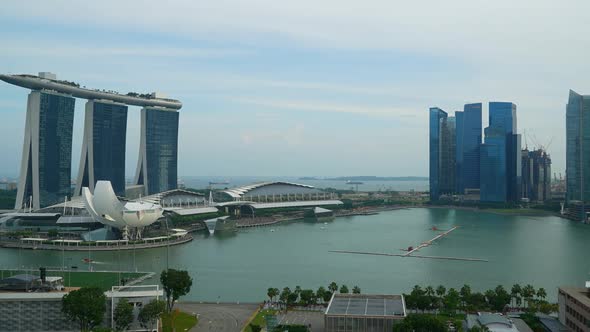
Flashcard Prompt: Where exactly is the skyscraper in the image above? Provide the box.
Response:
[429,107,448,201]
[480,102,520,202]
[521,149,551,202]
[440,116,456,194]
[455,103,482,194]
[455,111,464,193]
[15,91,75,209]
[566,90,590,204]
[135,107,179,195]
[75,100,128,196]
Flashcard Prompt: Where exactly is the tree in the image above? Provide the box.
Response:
[300,289,315,306]
[280,287,291,304]
[393,314,446,332]
[511,284,522,308]
[328,282,338,293]
[61,287,107,332]
[113,299,134,332]
[460,284,472,310]
[267,287,279,302]
[138,299,165,330]
[352,286,361,294]
[160,269,193,312]
[491,285,511,312]
[249,324,262,332]
[522,284,535,308]
[316,286,326,303]
[435,285,446,312]
[444,288,460,314]
[536,287,547,301]
[323,290,333,303]
[339,285,349,294]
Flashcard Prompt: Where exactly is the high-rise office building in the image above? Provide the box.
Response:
[135,107,179,195]
[75,100,128,196]
[440,116,456,194]
[521,149,551,202]
[455,103,482,194]
[480,102,520,202]
[15,91,75,209]
[455,111,464,193]
[429,107,448,201]
[566,90,590,205]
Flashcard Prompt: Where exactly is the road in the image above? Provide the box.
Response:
[177,302,259,332]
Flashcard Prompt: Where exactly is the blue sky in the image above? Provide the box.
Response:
[0,0,588,178]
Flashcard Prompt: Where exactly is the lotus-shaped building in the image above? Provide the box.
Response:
[82,181,163,239]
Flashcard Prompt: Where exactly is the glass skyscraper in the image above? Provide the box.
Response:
[480,102,520,202]
[455,111,464,193]
[135,107,179,195]
[15,91,75,209]
[429,107,448,201]
[460,103,482,193]
[440,116,456,194]
[76,101,128,196]
[566,90,590,203]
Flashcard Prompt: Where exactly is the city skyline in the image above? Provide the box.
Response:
[1,0,588,177]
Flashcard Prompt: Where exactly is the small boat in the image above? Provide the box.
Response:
[270,229,275,232]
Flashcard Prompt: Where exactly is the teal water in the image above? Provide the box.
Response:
[0,208,588,302]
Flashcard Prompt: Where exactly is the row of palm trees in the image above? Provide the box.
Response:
[404,284,549,314]
[266,282,361,307]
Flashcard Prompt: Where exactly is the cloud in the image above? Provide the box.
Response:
[0,42,254,58]
[232,97,419,118]
[3,0,589,67]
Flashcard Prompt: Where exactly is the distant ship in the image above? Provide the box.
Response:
[346,180,364,185]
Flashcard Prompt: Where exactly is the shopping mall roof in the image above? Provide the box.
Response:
[250,200,342,209]
[138,188,204,205]
[325,294,406,317]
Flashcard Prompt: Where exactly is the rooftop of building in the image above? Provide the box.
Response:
[559,286,590,308]
[0,73,182,110]
[325,294,406,317]
[465,313,519,332]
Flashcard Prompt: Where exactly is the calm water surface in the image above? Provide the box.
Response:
[0,208,588,302]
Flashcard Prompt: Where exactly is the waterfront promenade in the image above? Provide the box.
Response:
[0,233,193,251]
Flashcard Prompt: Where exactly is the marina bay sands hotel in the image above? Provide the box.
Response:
[0,72,182,210]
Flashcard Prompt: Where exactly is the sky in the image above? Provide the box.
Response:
[0,0,588,178]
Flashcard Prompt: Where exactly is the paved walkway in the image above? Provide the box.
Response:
[177,303,259,332]
[277,311,325,332]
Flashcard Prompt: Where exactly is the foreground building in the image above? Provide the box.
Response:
[558,284,590,331]
[0,270,162,332]
[464,313,520,332]
[566,90,590,221]
[0,72,182,209]
[325,294,406,332]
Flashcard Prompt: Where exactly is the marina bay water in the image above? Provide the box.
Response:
[0,208,588,302]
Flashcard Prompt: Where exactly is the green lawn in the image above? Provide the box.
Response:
[162,311,198,332]
[244,309,277,332]
[0,269,147,290]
